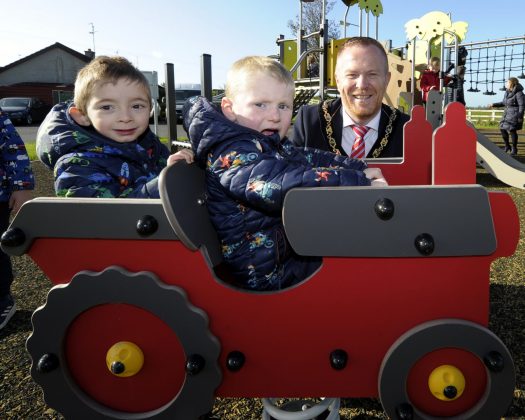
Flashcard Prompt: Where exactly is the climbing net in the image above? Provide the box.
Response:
[446,36,525,96]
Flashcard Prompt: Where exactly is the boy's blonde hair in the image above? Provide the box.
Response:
[225,56,294,99]
[74,56,151,113]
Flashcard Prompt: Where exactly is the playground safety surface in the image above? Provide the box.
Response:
[0,157,524,419]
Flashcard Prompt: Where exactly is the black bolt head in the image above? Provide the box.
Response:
[396,402,414,420]
[443,385,457,399]
[484,350,504,372]
[0,227,26,247]
[36,353,59,373]
[414,233,435,256]
[136,215,158,236]
[329,349,348,370]
[111,361,125,374]
[186,354,206,375]
[374,198,395,220]
[226,351,245,372]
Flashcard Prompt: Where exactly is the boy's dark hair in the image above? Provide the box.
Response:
[74,56,151,113]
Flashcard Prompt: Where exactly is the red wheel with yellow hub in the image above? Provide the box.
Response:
[27,266,221,419]
[378,319,515,420]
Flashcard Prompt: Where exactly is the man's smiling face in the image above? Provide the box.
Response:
[335,44,391,125]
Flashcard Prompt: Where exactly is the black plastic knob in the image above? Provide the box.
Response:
[111,361,125,374]
[36,353,59,373]
[443,385,457,399]
[0,227,26,247]
[414,233,435,256]
[136,215,158,236]
[329,349,348,370]
[395,403,414,420]
[226,351,245,372]
[186,354,206,375]
[484,350,504,372]
[374,198,395,220]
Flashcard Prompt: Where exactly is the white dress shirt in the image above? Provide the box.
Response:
[341,107,381,157]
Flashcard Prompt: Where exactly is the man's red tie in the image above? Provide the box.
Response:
[350,125,369,159]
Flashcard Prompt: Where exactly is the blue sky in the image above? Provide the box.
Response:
[1,0,524,107]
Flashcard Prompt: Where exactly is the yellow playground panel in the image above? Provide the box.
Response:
[281,40,306,80]
[326,37,350,87]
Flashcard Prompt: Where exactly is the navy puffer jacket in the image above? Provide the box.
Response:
[37,102,169,198]
[0,109,34,203]
[493,83,525,131]
[184,97,371,291]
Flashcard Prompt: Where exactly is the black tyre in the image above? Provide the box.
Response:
[27,266,222,419]
[379,319,515,420]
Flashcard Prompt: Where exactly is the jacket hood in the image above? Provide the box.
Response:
[36,101,158,170]
[183,96,281,167]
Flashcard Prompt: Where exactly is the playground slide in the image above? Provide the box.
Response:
[476,129,525,189]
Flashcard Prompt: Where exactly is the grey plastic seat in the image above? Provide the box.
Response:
[159,162,223,269]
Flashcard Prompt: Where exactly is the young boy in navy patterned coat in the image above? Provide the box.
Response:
[0,108,34,329]
[37,56,192,198]
[184,56,387,291]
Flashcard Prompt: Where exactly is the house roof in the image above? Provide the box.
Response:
[0,42,91,74]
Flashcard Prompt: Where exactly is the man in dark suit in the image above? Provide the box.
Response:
[293,37,409,158]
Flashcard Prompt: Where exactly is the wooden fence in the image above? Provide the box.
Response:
[465,109,504,125]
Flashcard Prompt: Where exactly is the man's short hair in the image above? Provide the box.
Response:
[225,56,294,99]
[74,56,151,113]
[336,36,389,74]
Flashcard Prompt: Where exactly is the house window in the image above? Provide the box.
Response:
[52,90,74,104]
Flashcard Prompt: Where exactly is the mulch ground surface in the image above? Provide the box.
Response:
[1,149,524,419]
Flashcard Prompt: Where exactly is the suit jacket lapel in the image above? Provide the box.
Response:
[317,98,345,155]
[377,104,389,139]
[368,104,389,157]
[331,99,344,155]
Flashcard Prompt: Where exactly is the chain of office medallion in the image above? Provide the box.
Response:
[321,100,398,158]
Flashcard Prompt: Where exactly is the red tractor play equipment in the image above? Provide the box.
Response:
[1,103,520,419]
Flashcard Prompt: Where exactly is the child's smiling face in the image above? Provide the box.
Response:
[79,78,151,143]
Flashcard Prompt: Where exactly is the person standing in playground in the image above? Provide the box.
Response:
[293,37,409,158]
[37,56,193,198]
[420,57,444,105]
[0,108,34,329]
[306,54,319,78]
[489,77,524,156]
[446,65,466,106]
[183,56,387,291]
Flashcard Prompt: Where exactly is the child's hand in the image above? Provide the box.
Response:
[363,168,388,187]
[9,190,33,214]
[167,148,194,166]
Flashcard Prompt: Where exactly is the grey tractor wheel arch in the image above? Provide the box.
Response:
[378,319,515,420]
[26,266,222,420]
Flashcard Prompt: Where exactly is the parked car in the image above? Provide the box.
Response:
[175,84,201,122]
[0,97,52,125]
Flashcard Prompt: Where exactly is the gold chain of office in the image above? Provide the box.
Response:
[321,100,398,158]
